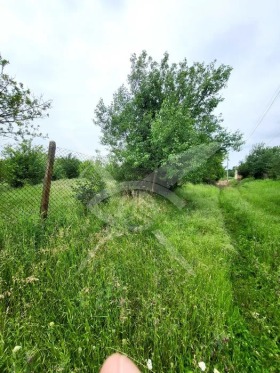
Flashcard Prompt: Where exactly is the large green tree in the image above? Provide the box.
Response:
[0,54,51,140]
[94,51,242,183]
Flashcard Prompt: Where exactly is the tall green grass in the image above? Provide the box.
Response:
[0,181,279,371]
[219,180,280,371]
[0,179,80,222]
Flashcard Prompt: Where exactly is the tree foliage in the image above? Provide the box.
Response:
[1,141,46,187]
[53,154,81,179]
[238,144,280,179]
[0,54,51,140]
[94,51,243,184]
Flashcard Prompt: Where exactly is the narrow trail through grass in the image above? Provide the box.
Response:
[219,180,280,371]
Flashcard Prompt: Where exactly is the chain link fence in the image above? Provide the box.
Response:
[0,142,102,222]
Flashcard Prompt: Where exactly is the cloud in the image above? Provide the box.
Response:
[0,0,280,165]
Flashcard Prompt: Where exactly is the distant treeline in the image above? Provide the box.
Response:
[238,144,280,180]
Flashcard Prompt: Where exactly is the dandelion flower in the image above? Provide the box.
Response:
[12,346,22,353]
[147,358,152,370]
[198,361,206,371]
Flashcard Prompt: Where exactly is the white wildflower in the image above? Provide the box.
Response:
[49,321,55,327]
[251,311,260,319]
[198,361,206,371]
[12,345,22,353]
[25,276,39,284]
[147,358,153,370]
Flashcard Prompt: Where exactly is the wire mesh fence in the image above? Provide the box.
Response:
[0,141,102,222]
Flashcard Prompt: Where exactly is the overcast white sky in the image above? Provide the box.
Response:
[1,0,280,167]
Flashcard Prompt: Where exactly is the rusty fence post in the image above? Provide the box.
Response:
[40,141,56,219]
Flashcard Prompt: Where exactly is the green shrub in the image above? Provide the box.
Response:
[79,160,96,179]
[52,160,66,180]
[2,141,45,187]
[55,153,81,179]
[72,165,106,210]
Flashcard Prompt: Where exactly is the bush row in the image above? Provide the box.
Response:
[0,141,97,188]
[238,143,280,179]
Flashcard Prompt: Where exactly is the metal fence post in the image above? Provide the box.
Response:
[40,141,56,219]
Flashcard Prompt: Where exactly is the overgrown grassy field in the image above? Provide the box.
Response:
[0,179,78,221]
[0,180,279,372]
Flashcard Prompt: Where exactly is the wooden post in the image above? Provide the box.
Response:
[40,141,56,219]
